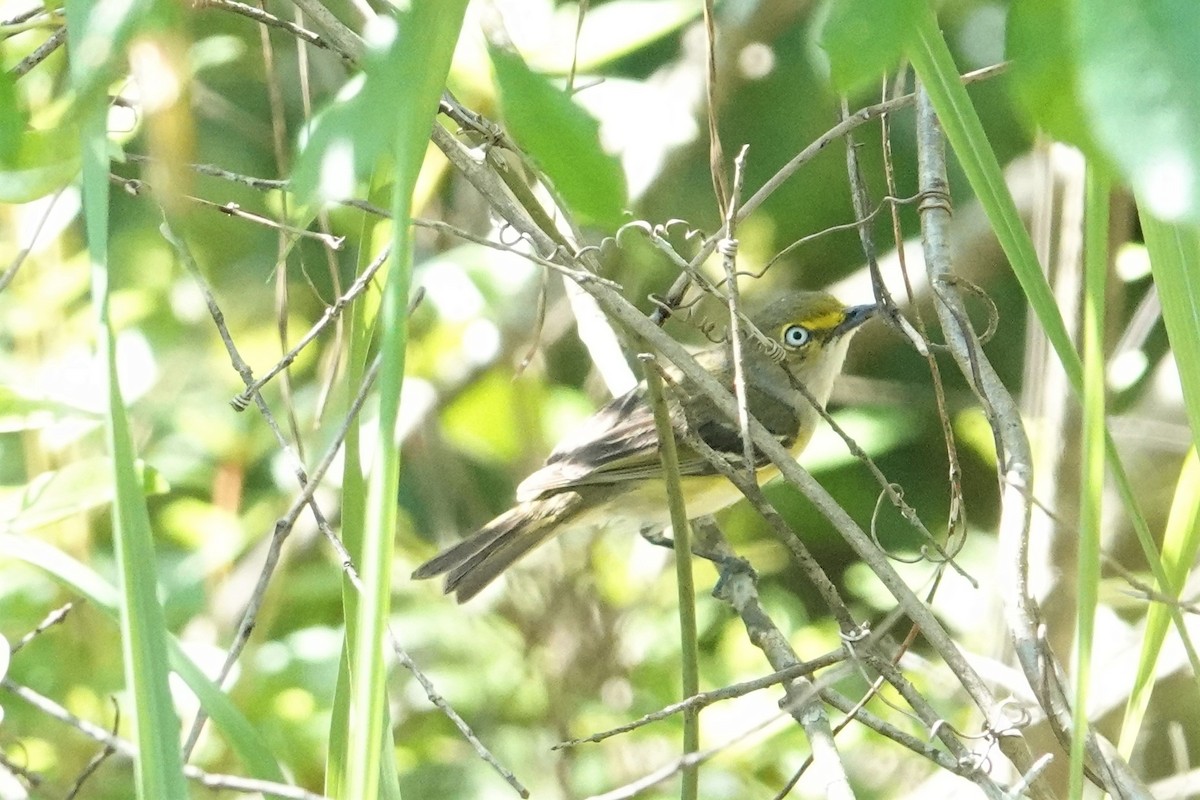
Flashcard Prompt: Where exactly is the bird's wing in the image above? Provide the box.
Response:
[516,388,688,500]
[515,376,801,501]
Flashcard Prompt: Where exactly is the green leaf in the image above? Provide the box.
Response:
[1005,0,1098,154]
[488,45,627,229]
[293,10,465,202]
[0,386,102,432]
[0,126,82,204]
[0,533,288,784]
[1141,214,1200,450]
[67,0,190,792]
[0,70,27,163]
[817,0,921,93]
[527,0,700,73]
[0,458,168,532]
[1075,0,1200,222]
[304,5,470,799]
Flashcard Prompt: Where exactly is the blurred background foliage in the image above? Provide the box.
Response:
[1,0,1196,798]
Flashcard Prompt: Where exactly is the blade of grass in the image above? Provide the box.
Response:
[1116,447,1200,757]
[328,179,396,800]
[642,355,700,800]
[1072,164,1108,799]
[1117,210,1200,756]
[66,4,187,793]
[1142,215,1200,453]
[342,6,468,799]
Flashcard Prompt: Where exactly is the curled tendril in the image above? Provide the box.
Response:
[957,749,993,776]
[694,315,728,345]
[942,275,1000,345]
[711,192,928,292]
[496,221,524,247]
[757,336,786,363]
[992,697,1034,733]
[839,622,872,644]
[868,484,927,564]
[717,236,738,259]
[647,292,704,324]
[917,185,953,216]
[656,218,709,244]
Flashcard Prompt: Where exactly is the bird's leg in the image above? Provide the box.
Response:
[712,555,758,597]
[638,526,675,550]
[638,526,743,567]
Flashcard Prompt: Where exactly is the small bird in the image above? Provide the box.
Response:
[412,291,876,602]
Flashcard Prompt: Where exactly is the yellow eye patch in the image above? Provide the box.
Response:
[800,310,845,332]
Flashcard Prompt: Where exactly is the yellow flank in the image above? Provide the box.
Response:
[801,310,845,332]
[567,428,816,533]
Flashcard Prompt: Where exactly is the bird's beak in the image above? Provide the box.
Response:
[834,303,877,337]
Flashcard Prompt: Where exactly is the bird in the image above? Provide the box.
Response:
[412,290,877,602]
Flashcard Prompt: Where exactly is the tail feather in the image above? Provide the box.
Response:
[411,492,582,602]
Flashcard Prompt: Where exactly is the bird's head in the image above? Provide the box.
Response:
[744,290,876,400]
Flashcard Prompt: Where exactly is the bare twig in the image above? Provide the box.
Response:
[194,0,354,65]
[64,699,120,799]
[0,188,69,293]
[1,678,328,799]
[719,146,757,476]
[9,23,65,77]
[703,525,855,800]
[231,246,390,409]
[10,601,74,653]
[554,652,845,748]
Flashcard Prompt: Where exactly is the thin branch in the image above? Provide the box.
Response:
[10,601,74,653]
[915,84,1088,800]
[554,652,846,749]
[231,246,389,409]
[0,188,68,293]
[64,700,120,800]
[9,23,65,77]
[195,0,354,65]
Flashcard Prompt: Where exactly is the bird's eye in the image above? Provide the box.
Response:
[783,324,811,348]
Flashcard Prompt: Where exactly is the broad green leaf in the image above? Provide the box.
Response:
[0,70,26,162]
[1075,0,1200,223]
[0,127,82,204]
[293,10,459,202]
[529,0,700,73]
[64,0,177,98]
[0,458,167,532]
[0,386,102,432]
[817,0,921,93]
[489,45,627,229]
[1005,0,1097,155]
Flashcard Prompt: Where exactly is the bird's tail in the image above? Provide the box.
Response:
[411,492,582,602]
